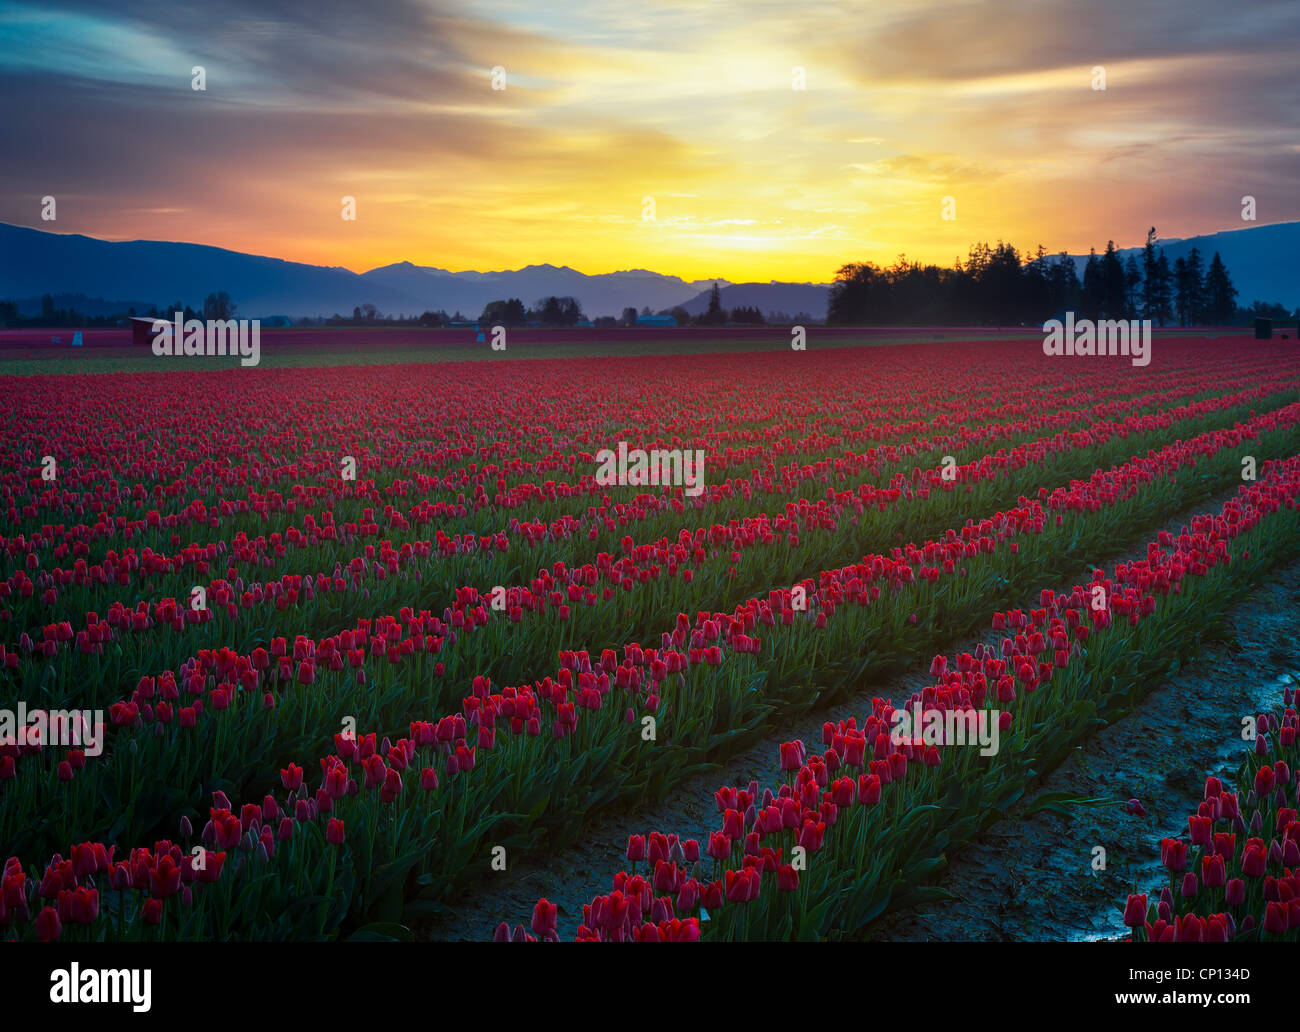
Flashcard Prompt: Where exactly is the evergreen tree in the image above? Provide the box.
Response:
[1141,230,1158,319]
[1152,253,1173,325]
[1173,256,1190,325]
[701,282,725,325]
[1099,242,1126,318]
[1081,250,1104,320]
[1123,254,1142,319]
[1048,252,1081,315]
[1185,247,1206,323]
[1204,251,1238,324]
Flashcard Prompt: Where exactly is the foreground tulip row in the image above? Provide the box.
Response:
[1121,681,1299,941]
[506,456,1300,940]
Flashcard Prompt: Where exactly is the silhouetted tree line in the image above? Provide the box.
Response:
[0,292,241,328]
[324,307,458,326]
[0,295,124,327]
[476,296,584,326]
[686,284,773,326]
[826,239,1273,327]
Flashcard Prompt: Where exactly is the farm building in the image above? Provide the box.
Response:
[635,314,676,327]
[130,316,164,349]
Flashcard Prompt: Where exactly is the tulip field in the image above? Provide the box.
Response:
[2,333,1299,943]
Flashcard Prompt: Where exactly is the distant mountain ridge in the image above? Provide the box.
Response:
[0,223,757,320]
[358,261,735,318]
[2,220,1295,321]
[678,281,830,320]
[1068,222,1300,310]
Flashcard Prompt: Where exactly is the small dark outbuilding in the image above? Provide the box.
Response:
[131,316,164,349]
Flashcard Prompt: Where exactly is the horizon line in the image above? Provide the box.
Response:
[3,218,1295,284]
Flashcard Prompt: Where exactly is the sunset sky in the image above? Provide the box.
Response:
[2,0,1297,282]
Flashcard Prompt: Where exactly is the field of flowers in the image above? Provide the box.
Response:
[1,333,1297,942]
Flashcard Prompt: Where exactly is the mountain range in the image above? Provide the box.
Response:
[0,222,817,321]
[2,220,1296,321]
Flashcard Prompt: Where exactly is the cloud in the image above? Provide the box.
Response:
[0,0,1296,279]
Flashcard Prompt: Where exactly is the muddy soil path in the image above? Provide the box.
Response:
[423,486,1291,941]
[872,563,1300,942]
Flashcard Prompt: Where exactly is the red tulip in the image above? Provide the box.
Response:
[35,905,62,941]
[1122,893,1147,927]
[1241,840,1267,878]
[1263,901,1288,934]
[380,768,403,803]
[707,832,731,861]
[66,886,99,924]
[196,850,226,884]
[626,835,646,863]
[150,856,182,898]
[1201,853,1226,889]
[1159,838,1187,872]
[722,809,744,841]
[531,898,558,938]
[857,774,881,805]
[779,740,805,771]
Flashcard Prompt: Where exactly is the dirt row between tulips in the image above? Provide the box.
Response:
[870,561,1300,943]
[420,484,1286,941]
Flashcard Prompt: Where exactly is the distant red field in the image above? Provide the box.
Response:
[0,324,841,355]
[0,322,1248,361]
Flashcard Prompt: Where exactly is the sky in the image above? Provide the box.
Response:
[1,0,1297,282]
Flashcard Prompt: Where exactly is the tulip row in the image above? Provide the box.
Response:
[514,455,1300,939]
[1122,682,1299,941]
